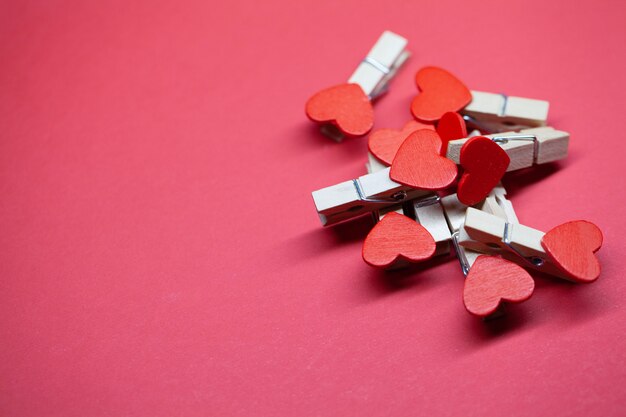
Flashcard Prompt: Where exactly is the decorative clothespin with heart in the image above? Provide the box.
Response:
[305,31,409,141]
[307,35,604,321]
[459,208,603,284]
[439,185,604,318]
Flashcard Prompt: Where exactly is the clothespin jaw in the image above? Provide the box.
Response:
[446,127,569,171]
[311,168,429,226]
[366,152,388,174]
[462,91,550,129]
[305,31,409,141]
[478,184,519,224]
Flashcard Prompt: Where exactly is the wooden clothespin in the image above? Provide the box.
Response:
[312,167,429,226]
[443,187,535,318]
[314,122,467,227]
[305,31,409,141]
[349,31,410,101]
[462,91,550,131]
[408,67,549,131]
[446,127,569,171]
[459,208,603,283]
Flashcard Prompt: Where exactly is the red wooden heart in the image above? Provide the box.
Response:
[463,255,535,317]
[305,83,374,137]
[362,212,436,268]
[410,67,472,123]
[389,129,458,190]
[541,220,603,283]
[436,111,467,157]
[457,136,510,206]
[368,120,435,166]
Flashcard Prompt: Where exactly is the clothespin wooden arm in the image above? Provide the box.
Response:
[459,208,571,280]
[312,168,429,226]
[479,184,519,224]
[446,127,569,171]
[348,31,409,99]
[462,91,550,127]
[442,185,519,272]
[441,193,482,272]
[412,195,451,256]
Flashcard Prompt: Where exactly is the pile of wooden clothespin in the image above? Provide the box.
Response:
[306,31,603,319]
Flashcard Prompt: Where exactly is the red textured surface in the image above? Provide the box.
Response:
[411,66,472,122]
[362,212,436,268]
[368,120,434,165]
[458,136,510,205]
[305,83,374,137]
[1,1,626,416]
[463,256,535,317]
[542,220,603,283]
[390,129,458,190]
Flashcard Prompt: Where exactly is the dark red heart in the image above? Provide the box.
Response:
[463,255,535,317]
[368,120,435,166]
[410,67,472,123]
[541,220,603,283]
[436,111,467,157]
[362,212,436,268]
[305,83,374,137]
[457,136,510,206]
[389,129,458,190]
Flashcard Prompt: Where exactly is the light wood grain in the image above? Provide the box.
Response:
[463,90,549,127]
[348,31,409,99]
[446,126,569,171]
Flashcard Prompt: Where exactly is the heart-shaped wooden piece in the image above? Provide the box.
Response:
[436,111,467,157]
[305,83,374,137]
[463,255,535,317]
[541,220,603,283]
[457,136,510,206]
[368,120,435,166]
[389,129,458,190]
[410,67,472,123]
[362,212,436,268]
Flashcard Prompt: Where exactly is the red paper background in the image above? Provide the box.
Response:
[1,1,625,416]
